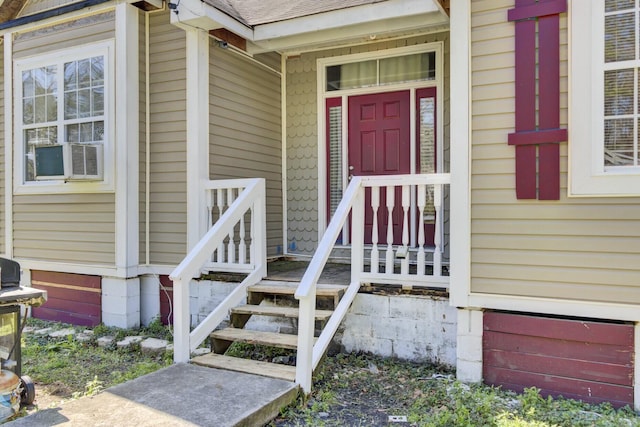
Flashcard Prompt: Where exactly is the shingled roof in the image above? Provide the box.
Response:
[203,0,389,26]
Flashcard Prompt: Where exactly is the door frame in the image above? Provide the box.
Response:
[316,42,444,241]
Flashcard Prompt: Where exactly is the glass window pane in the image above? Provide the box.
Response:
[91,56,104,85]
[605,0,635,12]
[80,122,93,142]
[605,12,635,63]
[22,98,34,125]
[419,96,436,221]
[92,87,104,116]
[46,94,57,122]
[66,124,79,143]
[34,67,46,96]
[78,89,91,118]
[604,118,634,166]
[380,52,436,84]
[604,69,634,116]
[64,62,77,91]
[93,121,104,142]
[34,96,46,123]
[326,60,376,91]
[64,92,77,120]
[22,70,34,98]
[46,65,57,94]
[77,59,91,88]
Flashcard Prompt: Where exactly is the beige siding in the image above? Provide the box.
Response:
[148,11,187,265]
[470,0,640,305]
[11,13,116,265]
[0,45,4,255]
[209,43,283,256]
[286,33,450,255]
[13,193,115,263]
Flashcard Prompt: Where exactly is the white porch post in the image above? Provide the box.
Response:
[186,28,210,251]
[174,27,209,363]
[103,2,140,328]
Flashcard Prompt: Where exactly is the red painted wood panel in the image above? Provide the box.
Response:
[483,312,634,408]
[512,0,538,199]
[159,275,173,326]
[31,283,101,305]
[484,312,634,345]
[484,349,632,386]
[32,307,100,328]
[483,331,633,365]
[31,270,101,327]
[485,367,633,407]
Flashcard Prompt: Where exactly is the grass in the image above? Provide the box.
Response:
[17,320,640,426]
[21,318,173,405]
[271,353,640,427]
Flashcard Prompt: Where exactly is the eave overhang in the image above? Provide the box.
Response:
[172,0,449,54]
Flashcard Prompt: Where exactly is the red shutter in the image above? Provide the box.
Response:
[508,0,567,200]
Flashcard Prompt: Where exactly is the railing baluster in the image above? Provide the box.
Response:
[433,184,442,277]
[239,211,246,264]
[417,184,426,276]
[400,185,410,275]
[385,185,395,274]
[370,186,380,274]
[217,189,225,263]
[227,188,236,263]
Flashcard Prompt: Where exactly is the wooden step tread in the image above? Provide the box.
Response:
[191,353,296,381]
[211,327,311,349]
[252,281,347,297]
[231,304,333,320]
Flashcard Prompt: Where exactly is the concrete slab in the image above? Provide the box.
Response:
[6,364,298,427]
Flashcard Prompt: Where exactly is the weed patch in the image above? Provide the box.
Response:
[270,353,640,427]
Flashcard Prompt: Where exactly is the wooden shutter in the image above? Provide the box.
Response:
[508,0,567,200]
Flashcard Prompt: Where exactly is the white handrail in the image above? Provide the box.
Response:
[295,173,451,393]
[171,178,266,363]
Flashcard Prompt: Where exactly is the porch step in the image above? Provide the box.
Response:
[211,327,311,350]
[191,353,296,382]
[248,280,347,307]
[231,304,334,321]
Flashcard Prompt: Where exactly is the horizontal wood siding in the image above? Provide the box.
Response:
[31,270,101,326]
[148,11,187,265]
[483,312,634,407]
[209,43,283,256]
[13,193,115,263]
[470,0,640,305]
[0,44,4,255]
[10,13,116,265]
[286,33,450,255]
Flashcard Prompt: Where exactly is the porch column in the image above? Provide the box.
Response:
[185,28,210,251]
[456,308,483,383]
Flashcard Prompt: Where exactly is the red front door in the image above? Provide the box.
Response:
[348,91,410,244]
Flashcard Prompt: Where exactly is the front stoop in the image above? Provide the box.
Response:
[5,364,299,427]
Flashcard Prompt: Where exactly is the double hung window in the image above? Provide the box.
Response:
[15,41,113,190]
[570,0,640,195]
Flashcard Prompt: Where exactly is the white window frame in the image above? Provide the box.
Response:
[13,40,115,194]
[569,0,640,196]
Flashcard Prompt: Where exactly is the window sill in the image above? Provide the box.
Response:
[14,180,115,195]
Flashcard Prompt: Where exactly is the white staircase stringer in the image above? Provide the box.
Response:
[311,280,361,370]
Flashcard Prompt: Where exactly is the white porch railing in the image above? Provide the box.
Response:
[295,173,451,393]
[170,178,267,363]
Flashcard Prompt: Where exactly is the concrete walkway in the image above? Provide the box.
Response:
[6,364,298,427]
